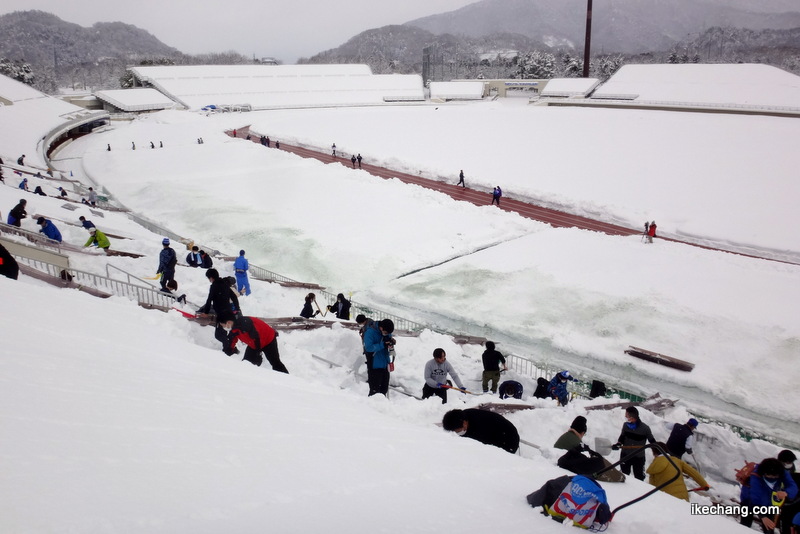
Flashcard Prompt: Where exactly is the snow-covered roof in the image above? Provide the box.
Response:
[593,63,800,109]
[541,77,601,98]
[429,81,484,100]
[94,88,176,112]
[129,64,424,110]
[0,74,98,167]
[0,73,46,102]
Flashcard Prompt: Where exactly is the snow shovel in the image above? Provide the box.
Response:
[594,437,613,456]
[441,384,479,395]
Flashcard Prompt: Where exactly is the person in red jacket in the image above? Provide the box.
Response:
[217,310,288,373]
[647,221,657,243]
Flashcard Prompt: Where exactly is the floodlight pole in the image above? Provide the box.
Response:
[583,0,593,77]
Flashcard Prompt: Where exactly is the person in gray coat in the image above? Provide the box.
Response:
[422,348,466,404]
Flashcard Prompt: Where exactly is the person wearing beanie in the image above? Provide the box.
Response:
[554,416,588,450]
[665,418,699,459]
[83,227,111,253]
[646,442,709,502]
[612,406,656,480]
[422,347,466,404]
[156,238,177,293]
[547,370,576,406]
[36,217,62,243]
[481,340,507,394]
[197,268,241,352]
[442,408,519,454]
[233,249,251,296]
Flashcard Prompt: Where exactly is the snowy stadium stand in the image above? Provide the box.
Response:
[128,64,425,110]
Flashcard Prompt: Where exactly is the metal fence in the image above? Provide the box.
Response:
[0,223,65,254]
[15,254,176,309]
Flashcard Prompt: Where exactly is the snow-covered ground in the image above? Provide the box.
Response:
[39,98,799,439]
[2,70,799,532]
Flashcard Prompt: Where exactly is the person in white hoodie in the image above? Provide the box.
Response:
[422,348,466,404]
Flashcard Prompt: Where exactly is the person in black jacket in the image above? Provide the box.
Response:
[327,293,351,320]
[442,408,519,454]
[300,292,320,319]
[665,418,698,459]
[156,238,177,292]
[0,242,20,280]
[186,245,201,267]
[7,199,27,227]
[199,250,213,268]
[612,406,656,480]
[197,268,241,351]
[481,341,507,393]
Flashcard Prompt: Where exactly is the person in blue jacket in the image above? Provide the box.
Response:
[36,217,62,242]
[363,318,395,397]
[548,370,575,406]
[78,216,96,230]
[743,457,799,532]
[233,249,251,296]
[157,238,177,292]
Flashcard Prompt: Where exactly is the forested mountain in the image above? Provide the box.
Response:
[0,11,252,93]
[405,0,800,54]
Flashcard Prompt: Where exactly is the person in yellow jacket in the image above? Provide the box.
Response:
[646,442,709,501]
[83,228,111,254]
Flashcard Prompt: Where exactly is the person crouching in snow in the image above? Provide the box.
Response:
[217,310,288,373]
[548,370,575,406]
[442,408,519,454]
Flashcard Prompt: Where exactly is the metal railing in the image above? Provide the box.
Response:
[505,352,645,402]
[15,254,176,309]
[0,223,65,254]
[105,263,158,289]
[249,264,303,285]
[317,290,427,333]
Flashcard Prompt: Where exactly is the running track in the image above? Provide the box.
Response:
[230,127,797,265]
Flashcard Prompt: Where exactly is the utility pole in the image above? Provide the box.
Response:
[583,0,593,77]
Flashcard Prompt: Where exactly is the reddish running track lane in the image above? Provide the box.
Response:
[231,127,637,236]
[229,127,797,266]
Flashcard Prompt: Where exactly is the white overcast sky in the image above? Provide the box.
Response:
[0,0,476,63]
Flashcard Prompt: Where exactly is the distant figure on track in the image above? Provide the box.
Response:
[647,221,657,244]
[491,186,502,206]
[357,153,362,168]
[331,143,336,157]
[351,154,357,168]
[457,170,465,188]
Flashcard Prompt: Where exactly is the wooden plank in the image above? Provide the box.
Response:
[625,345,695,372]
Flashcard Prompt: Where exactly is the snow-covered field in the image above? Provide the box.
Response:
[1,73,798,533]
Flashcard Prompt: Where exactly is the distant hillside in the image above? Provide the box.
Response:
[299,24,549,76]
[405,0,800,54]
[0,10,180,66]
[0,11,254,93]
